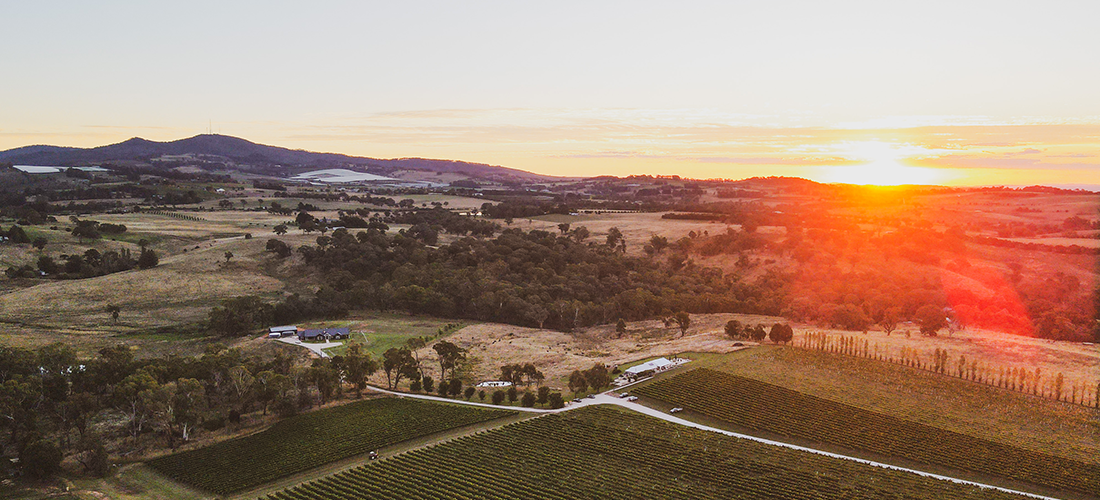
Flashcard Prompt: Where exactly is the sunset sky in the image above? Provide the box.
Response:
[2,1,1099,186]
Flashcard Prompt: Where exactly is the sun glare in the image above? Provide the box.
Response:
[821,141,946,186]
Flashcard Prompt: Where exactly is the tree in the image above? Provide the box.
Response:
[137,248,159,269]
[433,341,467,381]
[606,227,624,251]
[115,370,158,439]
[421,375,434,393]
[880,307,902,336]
[309,363,341,405]
[448,378,462,397]
[500,364,525,386]
[491,389,505,405]
[915,305,947,337]
[557,222,570,234]
[106,304,121,324]
[674,311,691,338]
[615,318,627,337]
[521,363,539,387]
[548,392,565,409]
[207,296,272,337]
[520,391,536,407]
[32,237,47,251]
[832,304,871,331]
[7,225,30,244]
[724,320,743,340]
[274,224,288,235]
[537,386,550,405]
[768,323,794,344]
[76,434,111,477]
[341,343,378,397]
[70,221,100,242]
[464,387,476,399]
[266,238,292,258]
[20,439,62,479]
[649,235,669,253]
[478,390,486,401]
[506,386,518,402]
[37,255,58,275]
[224,251,234,263]
[382,348,418,389]
[750,324,767,342]
[568,370,588,395]
[583,363,610,392]
[0,376,41,446]
[254,371,288,416]
[571,226,590,242]
[172,378,208,443]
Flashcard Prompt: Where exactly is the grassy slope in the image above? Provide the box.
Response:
[316,314,468,358]
[686,346,1100,464]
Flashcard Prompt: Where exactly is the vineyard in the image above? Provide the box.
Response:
[143,210,207,221]
[265,406,1030,500]
[798,331,1099,408]
[633,368,1100,496]
[146,397,515,496]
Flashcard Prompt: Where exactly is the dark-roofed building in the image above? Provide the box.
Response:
[298,327,350,342]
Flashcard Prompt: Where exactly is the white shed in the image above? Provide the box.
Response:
[623,357,674,379]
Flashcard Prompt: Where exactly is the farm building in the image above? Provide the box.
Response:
[268,325,299,338]
[620,357,689,381]
[298,327,350,341]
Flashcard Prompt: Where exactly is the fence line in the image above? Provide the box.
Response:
[796,331,1099,409]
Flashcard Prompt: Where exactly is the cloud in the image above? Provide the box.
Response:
[695,156,856,166]
[934,155,1100,170]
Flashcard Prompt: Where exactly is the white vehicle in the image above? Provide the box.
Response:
[670,407,684,413]
[625,396,639,402]
[620,392,630,398]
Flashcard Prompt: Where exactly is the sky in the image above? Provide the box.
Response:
[2,0,1100,186]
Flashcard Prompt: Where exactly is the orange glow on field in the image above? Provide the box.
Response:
[821,142,948,186]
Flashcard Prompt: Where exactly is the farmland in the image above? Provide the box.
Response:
[633,368,1100,496]
[146,397,515,496]
[315,314,468,358]
[692,346,1100,464]
[265,405,1032,500]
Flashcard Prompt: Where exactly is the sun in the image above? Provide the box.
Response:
[820,141,946,186]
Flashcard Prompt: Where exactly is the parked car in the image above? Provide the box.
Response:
[585,394,596,399]
[670,407,684,413]
[573,398,583,403]
[620,392,630,398]
[625,396,639,402]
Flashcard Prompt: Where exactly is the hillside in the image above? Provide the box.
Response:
[0,134,556,183]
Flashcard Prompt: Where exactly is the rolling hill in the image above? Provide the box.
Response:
[0,134,556,183]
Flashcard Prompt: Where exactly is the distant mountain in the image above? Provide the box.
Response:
[0,134,555,183]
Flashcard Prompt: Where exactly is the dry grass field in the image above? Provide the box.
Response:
[401,312,770,388]
[0,227,328,355]
[801,323,1100,385]
[403,309,1097,394]
[525,212,736,256]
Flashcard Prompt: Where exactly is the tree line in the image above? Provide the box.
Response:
[0,341,386,481]
[212,223,787,337]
